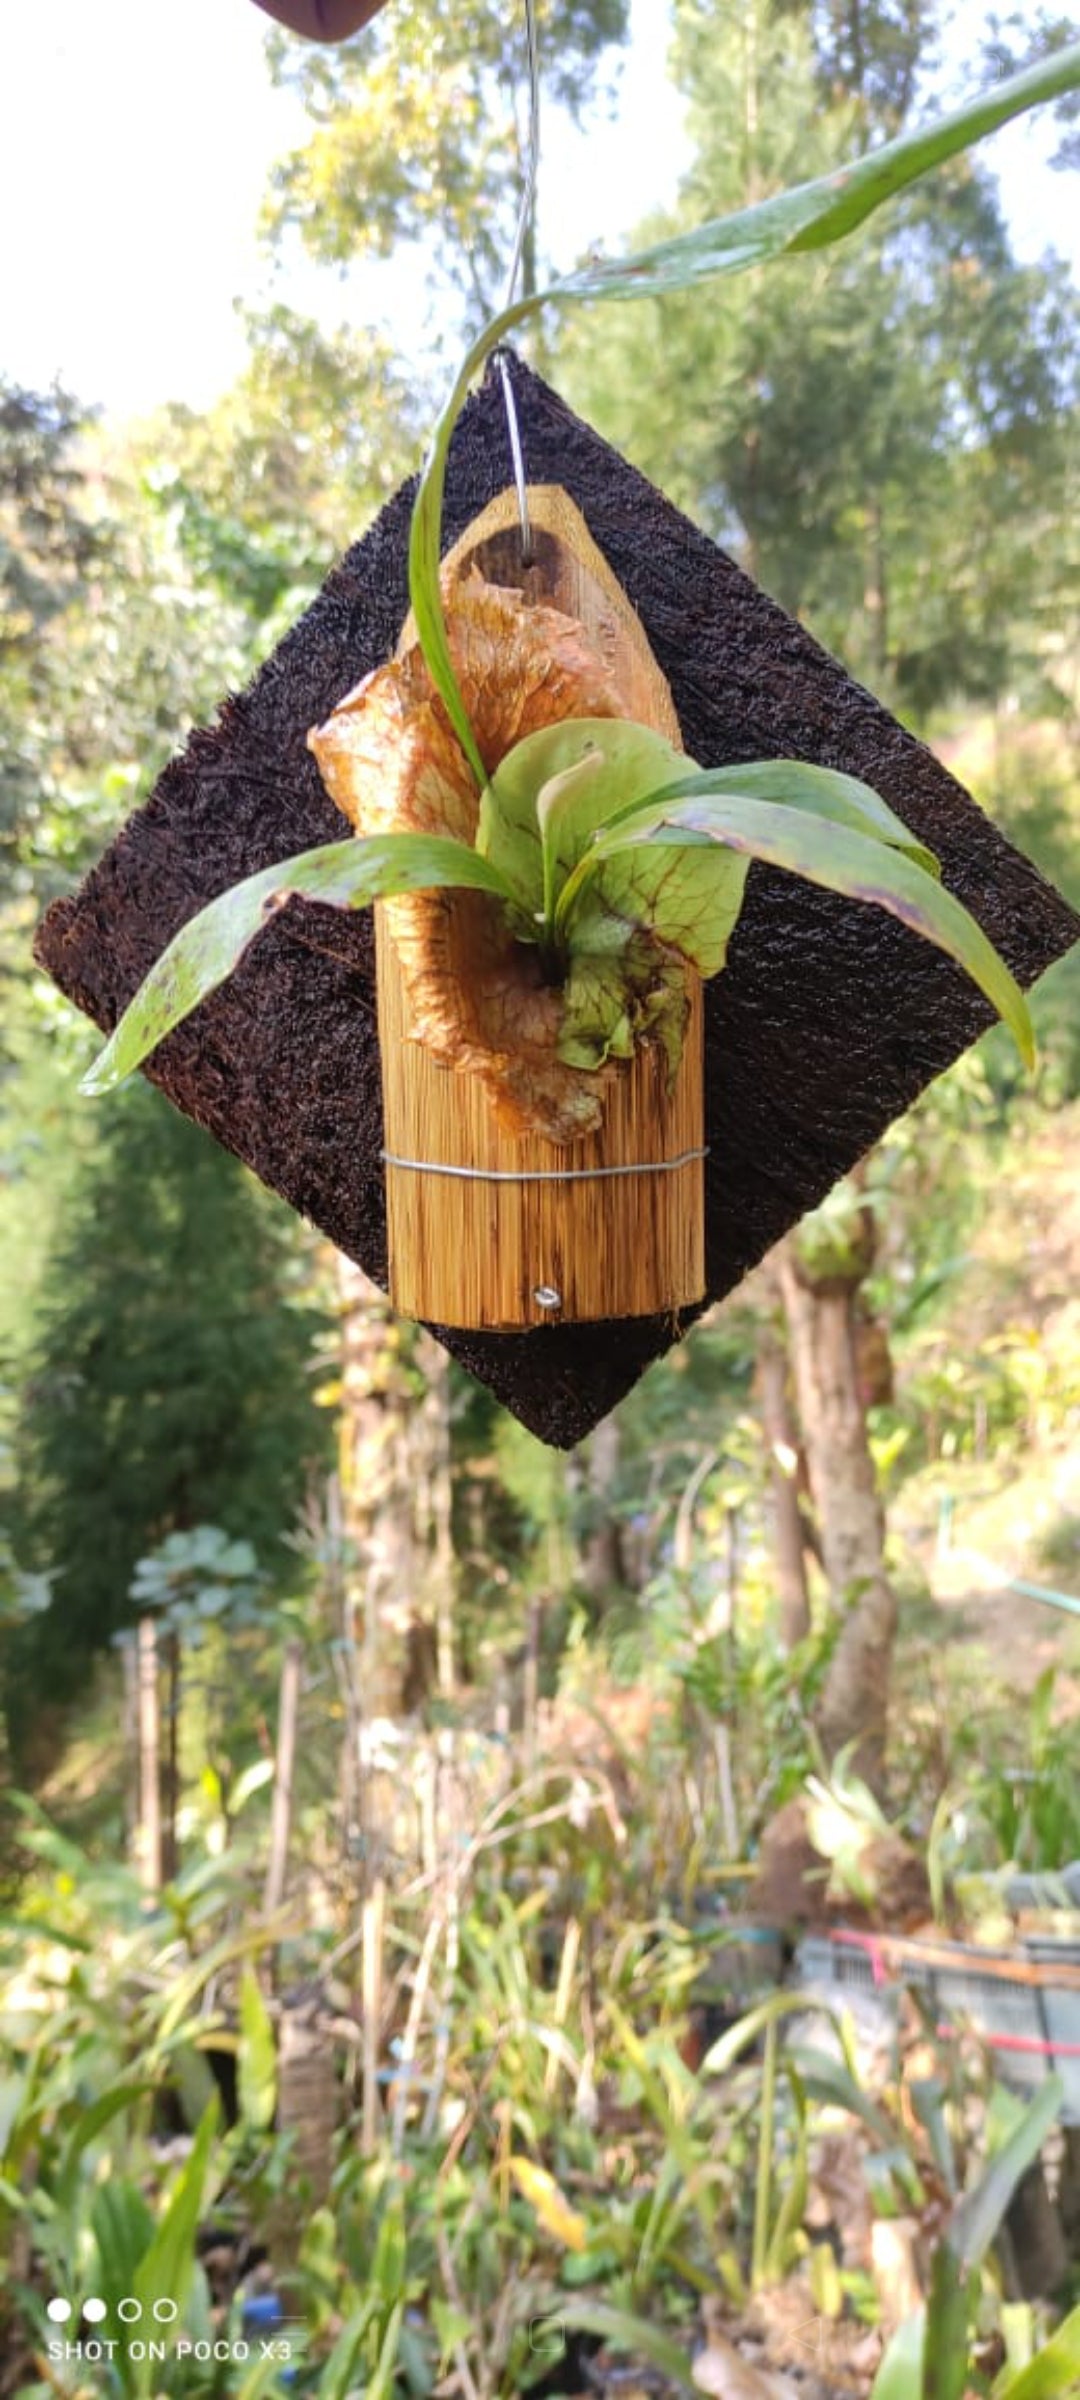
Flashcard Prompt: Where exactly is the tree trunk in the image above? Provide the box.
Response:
[162,1630,180,1885]
[265,1639,303,1919]
[337,1258,425,1696]
[754,1324,811,1648]
[580,1415,623,1606]
[137,1613,162,1900]
[775,1225,897,1794]
[337,1260,463,1878]
[413,1331,457,1702]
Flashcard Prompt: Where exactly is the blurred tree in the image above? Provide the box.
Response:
[0,381,106,914]
[558,0,1080,1777]
[560,0,1079,716]
[140,306,418,628]
[774,1186,895,1791]
[261,0,630,325]
[6,1083,333,1776]
[248,0,633,1760]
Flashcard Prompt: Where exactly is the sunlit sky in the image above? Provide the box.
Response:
[1,0,1076,421]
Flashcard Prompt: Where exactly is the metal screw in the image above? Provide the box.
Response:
[533,1285,562,1310]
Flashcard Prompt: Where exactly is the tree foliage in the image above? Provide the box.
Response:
[6,1083,333,1752]
[262,0,630,320]
[0,382,106,907]
[559,0,1080,718]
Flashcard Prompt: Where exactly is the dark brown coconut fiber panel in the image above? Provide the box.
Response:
[36,354,1080,1446]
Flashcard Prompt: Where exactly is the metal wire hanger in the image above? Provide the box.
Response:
[496,0,541,565]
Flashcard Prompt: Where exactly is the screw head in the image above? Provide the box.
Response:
[533,1285,562,1310]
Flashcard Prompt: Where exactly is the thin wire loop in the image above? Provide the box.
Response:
[497,0,541,563]
[381,1146,709,1186]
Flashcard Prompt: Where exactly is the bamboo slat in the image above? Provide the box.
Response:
[379,485,706,1332]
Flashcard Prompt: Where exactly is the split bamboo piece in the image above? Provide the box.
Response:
[379,484,706,1332]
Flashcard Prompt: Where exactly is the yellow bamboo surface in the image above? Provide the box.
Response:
[380,485,706,1331]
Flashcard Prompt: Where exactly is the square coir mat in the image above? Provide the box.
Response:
[36,353,1080,1446]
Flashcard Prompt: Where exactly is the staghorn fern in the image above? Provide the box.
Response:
[82,38,1080,1101]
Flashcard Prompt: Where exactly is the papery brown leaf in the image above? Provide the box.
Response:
[308,574,647,1141]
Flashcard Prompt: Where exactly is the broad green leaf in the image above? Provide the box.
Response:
[908,2079,958,2198]
[480,715,689,910]
[90,2177,157,2318]
[407,43,1080,732]
[81,833,519,1094]
[566,793,1034,1065]
[484,714,750,976]
[998,2303,1080,2398]
[949,2075,1063,2270]
[238,1966,277,2132]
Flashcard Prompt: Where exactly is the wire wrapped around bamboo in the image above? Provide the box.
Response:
[379,486,707,1332]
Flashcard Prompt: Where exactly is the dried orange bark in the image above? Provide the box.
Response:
[308,573,640,1141]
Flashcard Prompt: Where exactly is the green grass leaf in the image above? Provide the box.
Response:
[132,2094,220,2337]
[948,2075,1063,2271]
[81,833,519,1094]
[997,2302,1080,2398]
[922,2241,973,2400]
[871,2309,926,2400]
[568,791,1035,1064]
[556,2301,698,2394]
[238,1966,277,2133]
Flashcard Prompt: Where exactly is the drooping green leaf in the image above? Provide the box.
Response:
[563,792,1034,1064]
[556,2301,698,2394]
[948,2075,1063,2270]
[550,754,939,978]
[603,758,941,876]
[81,833,519,1094]
[785,2043,897,2149]
[702,1989,841,2075]
[56,2080,156,2214]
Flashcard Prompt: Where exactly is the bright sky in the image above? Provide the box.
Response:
[0,0,1075,420]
